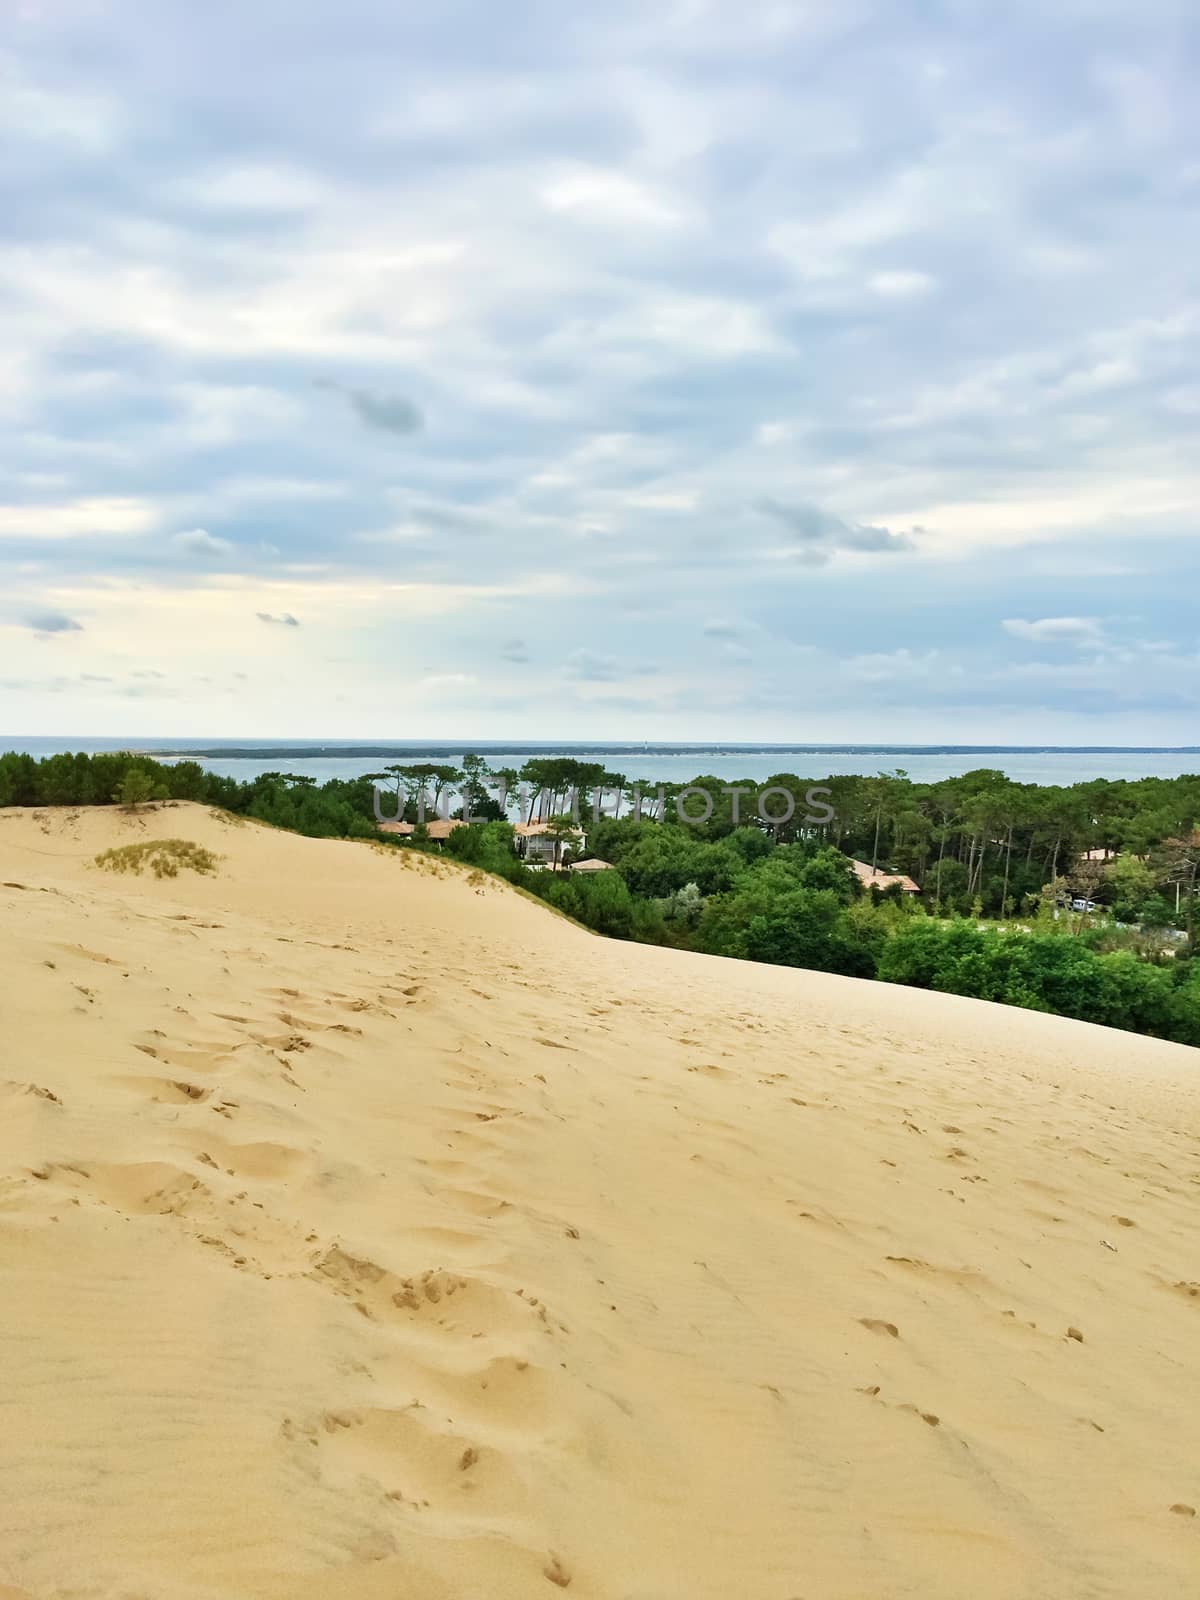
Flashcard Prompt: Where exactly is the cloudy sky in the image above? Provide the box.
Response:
[2,0,1198,741]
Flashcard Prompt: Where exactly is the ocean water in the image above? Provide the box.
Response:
[4,738,1199,788]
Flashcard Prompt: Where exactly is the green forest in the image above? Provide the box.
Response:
[3,748,1198,1049]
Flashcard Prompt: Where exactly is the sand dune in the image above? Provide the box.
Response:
[1,801,1197,1599]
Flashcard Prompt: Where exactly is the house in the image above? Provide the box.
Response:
[513,821,585,866]
[850,859,920,895]
[569,857,615,872]
[378,818,465,842]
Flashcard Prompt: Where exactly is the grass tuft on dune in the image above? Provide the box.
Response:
[94,837,220,878]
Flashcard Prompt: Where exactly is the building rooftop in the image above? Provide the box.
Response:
[850,859,921,894]
[378,818,464,839]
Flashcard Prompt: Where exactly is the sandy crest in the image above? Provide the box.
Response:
[0,801,1196,1599]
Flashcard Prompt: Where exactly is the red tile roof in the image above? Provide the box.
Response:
[378,818,464,839]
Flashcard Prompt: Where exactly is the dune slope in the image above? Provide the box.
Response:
[0,802,1197,1599]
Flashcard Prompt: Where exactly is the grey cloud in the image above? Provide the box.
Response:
[118,681,179,699]
[348,389,423,435]
[26,611,83,635]
[500,637,530,663]
[319,380,423,436]
[410,503,488,533]
[755,499,915,559]
[566,643,662,681]
[256,611,301,626]
[565,649,621,681]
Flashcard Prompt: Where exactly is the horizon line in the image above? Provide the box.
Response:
[8,738,1200,758]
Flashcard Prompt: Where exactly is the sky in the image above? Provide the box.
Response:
[2,0,1198,742]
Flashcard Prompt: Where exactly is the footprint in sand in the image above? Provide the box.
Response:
[4,1082,62,1106]
[543,1555,572,1587]
[890,1402,941,1426]
[282,1405,519,1517]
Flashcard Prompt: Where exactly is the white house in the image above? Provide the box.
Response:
[513,821,585,866]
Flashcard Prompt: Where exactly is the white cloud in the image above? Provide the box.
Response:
[0,57,124,153]
[169,383,305,449]
[756,422,794,446]
[842,648,943,683]
[542,166,688,228]
[174,529,234,557]
[606,293,778,357]
[869,270,938,298]
[417,672,478,692]
[1002,616,1107,645]
[179,163,328,212]
[0,497,157,539]
[625,490,697,512]
[768,168,936,283]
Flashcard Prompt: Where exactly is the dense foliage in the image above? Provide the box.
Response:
[4,748,1198,1048]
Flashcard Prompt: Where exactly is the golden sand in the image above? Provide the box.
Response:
[1,802,1196,1598]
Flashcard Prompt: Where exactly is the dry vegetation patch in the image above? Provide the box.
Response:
[94,839,219,879]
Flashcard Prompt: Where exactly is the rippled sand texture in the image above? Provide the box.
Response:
[1,802,1197,1599]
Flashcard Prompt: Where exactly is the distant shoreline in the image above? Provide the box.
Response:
[8,739,1198,787]
[123,742,1200,761]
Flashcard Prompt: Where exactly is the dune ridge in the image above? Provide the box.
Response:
[0,802,1196,1599]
